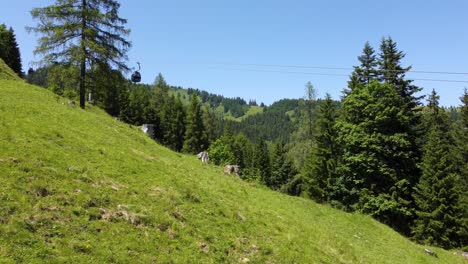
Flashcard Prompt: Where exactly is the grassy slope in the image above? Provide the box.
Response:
[0,59,21,81]
[224,106,264,122]
[0,78,464,263]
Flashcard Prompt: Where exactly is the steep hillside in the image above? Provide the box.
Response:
[0,58,21,81]
[0,74,465,262]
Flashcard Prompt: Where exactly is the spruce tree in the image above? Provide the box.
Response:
[202,105,217,144]
[232,134,255,179]
[158,94,186,152]
[29,0,131,109]
[378,37,421,107]
[379,38,422,187]
[160,95,178,148]
[173,95,186,152]
[458,89,468,188]
[118,83,132,123]
[253,137,271,183]
[413,90,466,249]
[304,94,339,202]
[0,25,22,76]
[347,41,378,90]
[183,94,207,153]
[337,81,415,233]
[269,142,295,190]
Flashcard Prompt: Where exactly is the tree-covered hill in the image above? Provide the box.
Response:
[0,62,465,262]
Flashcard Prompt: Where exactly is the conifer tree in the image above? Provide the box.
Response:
[231,134,247,169]
[202,105,217,144]
[288,82,317,168]
[269,142,296,190]
[154,73,168,90]
[173,95,186,152]
[304,81,316,139]
[413,90,466,249]
[183,94,207,153]
[160,95,178,148]
[347,41,378,90]
[337,81,415,233]
[29,0,131,109]
[232,133,256,179]
[145,74,169,142]
[253,137,271,183]
[88,63,126,116]
[379,37,421,107]
[158,94,186,151]
[304,94,339,202]
[0,24,22,76]
[118,83,133,124]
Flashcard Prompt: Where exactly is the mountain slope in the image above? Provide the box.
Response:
[0,58,21,81]
[0,73,464,262]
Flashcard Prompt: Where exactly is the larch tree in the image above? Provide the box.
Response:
[288,82,317,169]
[29,0,131,109]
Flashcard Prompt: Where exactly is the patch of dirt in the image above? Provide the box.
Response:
[197,242,210,254]
[99,207,144,226]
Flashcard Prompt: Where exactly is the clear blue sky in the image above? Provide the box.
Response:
[1,0,467,106]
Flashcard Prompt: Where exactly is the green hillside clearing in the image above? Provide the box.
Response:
[0,67,465,262]
[224,106,264,122]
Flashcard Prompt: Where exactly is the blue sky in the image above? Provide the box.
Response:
[1,0,467,106]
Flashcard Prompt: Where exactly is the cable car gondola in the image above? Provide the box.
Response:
[131,62,141,83]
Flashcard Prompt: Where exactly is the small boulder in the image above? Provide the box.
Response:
[424,248,437,257]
